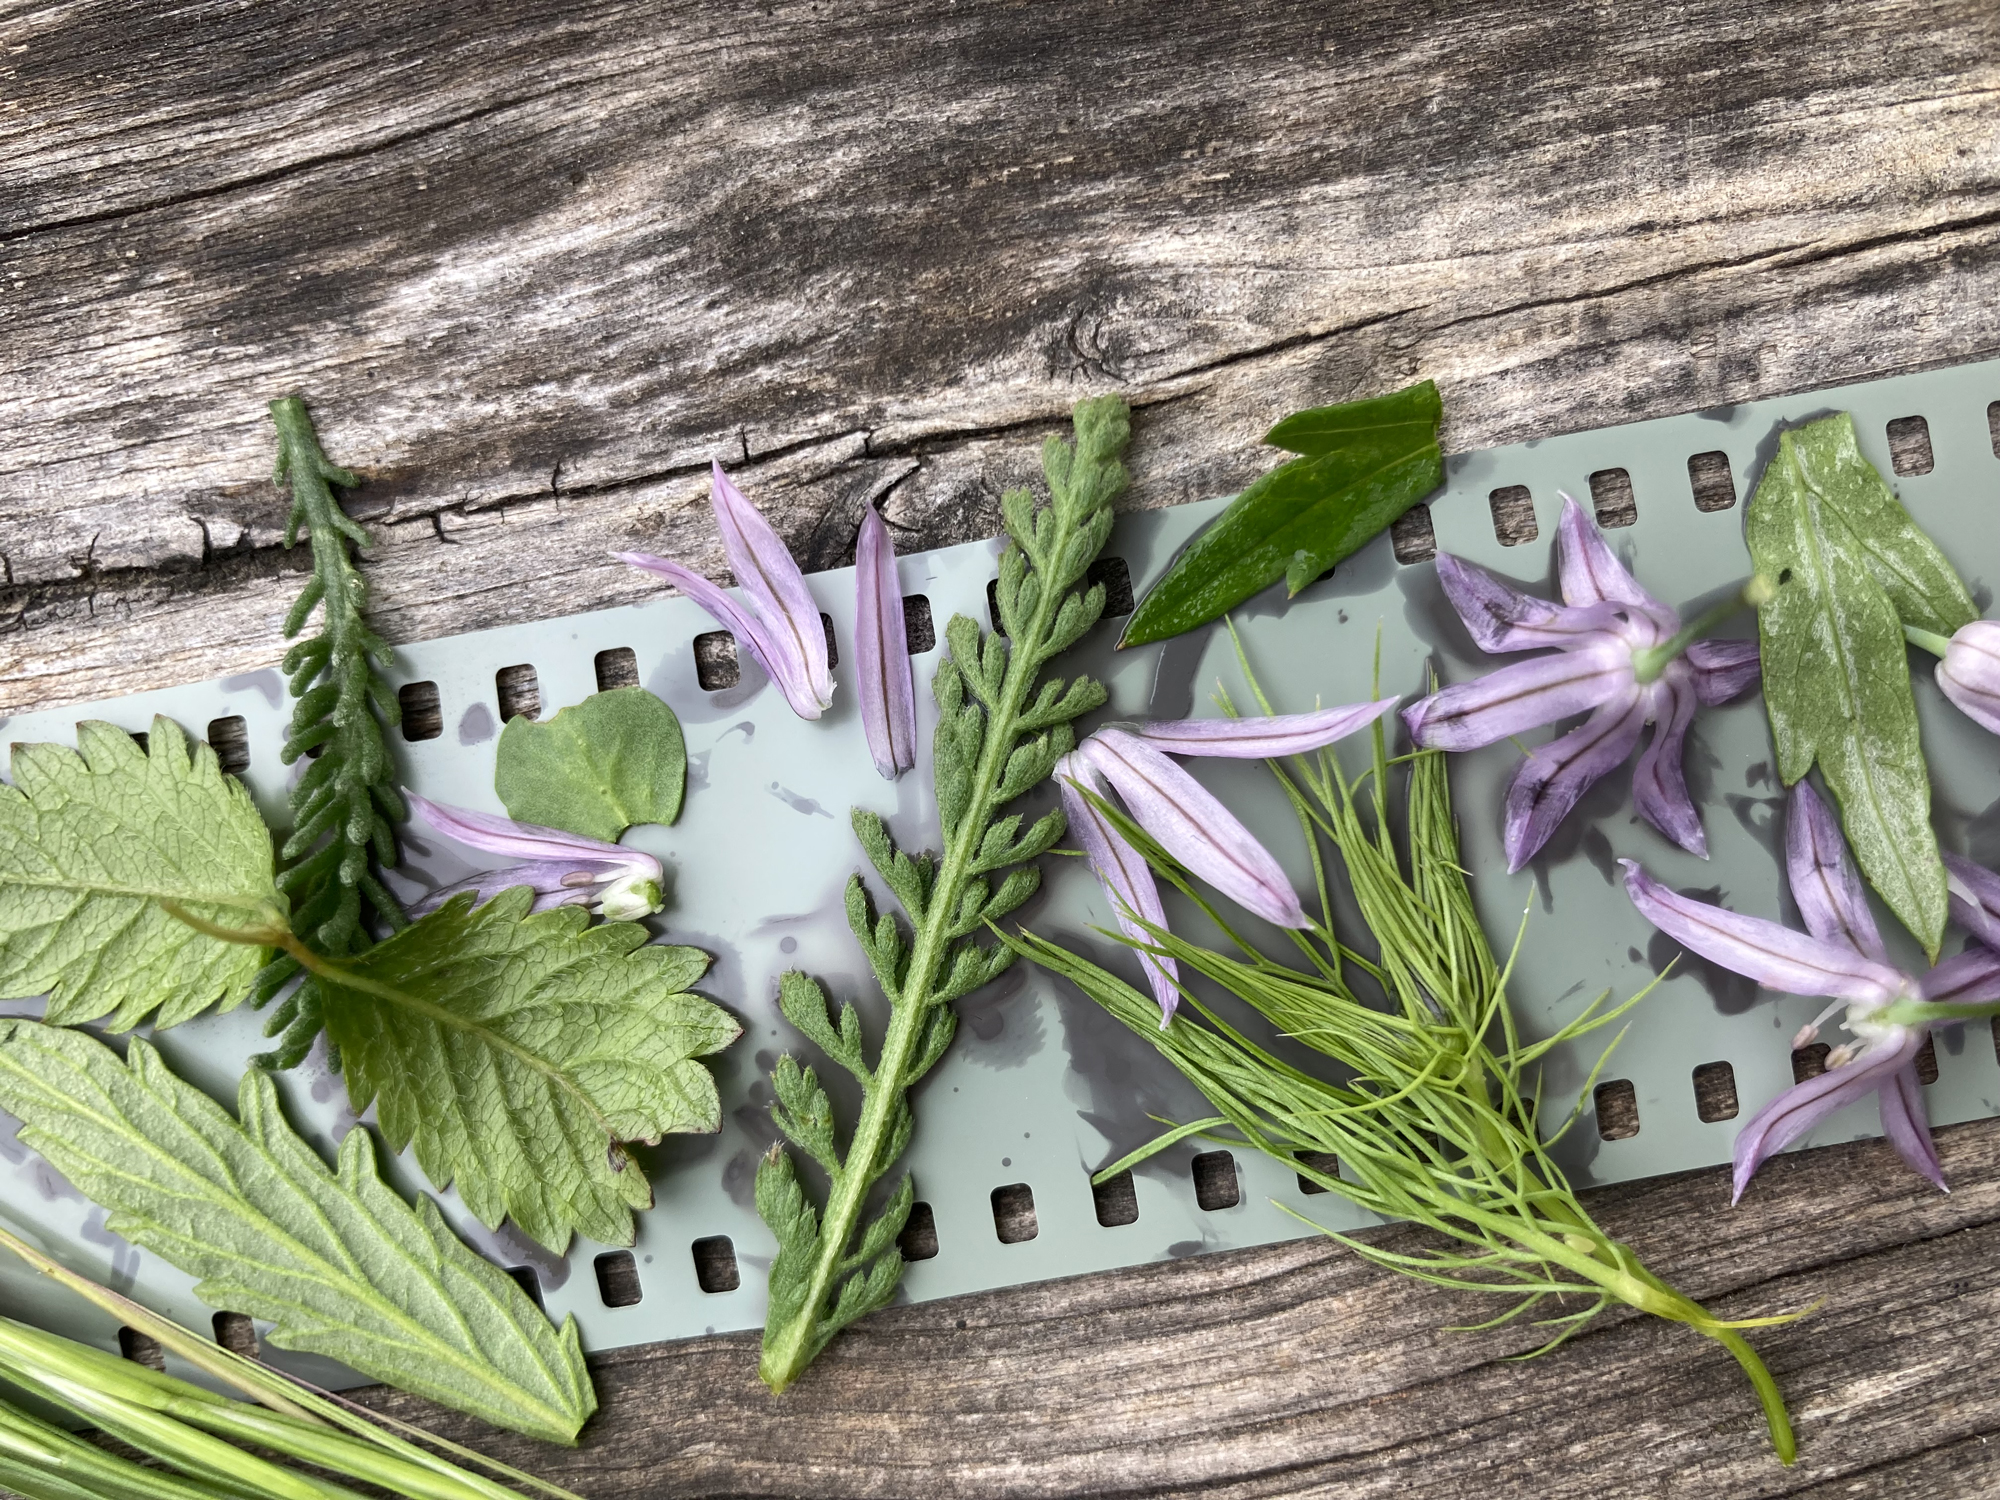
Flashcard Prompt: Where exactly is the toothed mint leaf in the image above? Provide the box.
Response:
[0,1021,597,1445]
[0,716,280,1030]
[495,686,686,842]
[287,888,738,1252]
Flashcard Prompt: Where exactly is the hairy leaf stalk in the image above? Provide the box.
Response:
[756,396,1131,1392]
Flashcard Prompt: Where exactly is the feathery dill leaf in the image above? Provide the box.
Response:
[756,395,1130,1392]
[1006,672,1800,1464]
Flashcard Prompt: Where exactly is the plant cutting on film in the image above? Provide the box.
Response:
[1010,637,1802,1462]
[0,397,740,1493]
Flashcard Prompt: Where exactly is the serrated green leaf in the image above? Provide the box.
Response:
[0,1020,596,1445]
[494,687,687,842]
[0,717,280,1030]
[297,888,739,1251]
[1747,413,1951,957]
[1120,380,1444,648]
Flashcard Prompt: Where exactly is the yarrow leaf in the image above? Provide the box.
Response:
[494,686,688,842]
[0,717,279,1030]
[1747,412,1968,958]
[756,395,1129,1392]
[264,394,406,972]
[0,1021,597,1446]
[269,888,739,1252]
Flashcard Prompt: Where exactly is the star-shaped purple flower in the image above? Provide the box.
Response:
[1623,781,2000,1200]
[1402,494,1761,871]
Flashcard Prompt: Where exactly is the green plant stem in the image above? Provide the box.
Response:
[1904,623,1953,658]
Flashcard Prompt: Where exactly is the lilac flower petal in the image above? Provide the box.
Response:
[854,506,916,779]
[1943,852,2000,953]
[1786,780,1888,964]
[1401,643,1631,752]
[1132,697,1401,760]
[617,551,828,720]
[1620,860,1906,1004]
[1937,620,2000,735]
[412,867,600,918]
[1058,754,1180,1026]
[1915,943,2000,1006]
[1877,1060,1948,1192]
[1731,1029,1920,1202]
[1629,674,1706,857]
[1685,638,1762,707]
[1555,493,1673,628]
[1502,696,1647,872]
[403,791,633,863]
[1083,730,1308,929]
[708,463,835,713]
[1433,553,1626,655]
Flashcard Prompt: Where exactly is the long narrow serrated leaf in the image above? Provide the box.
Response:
[1119,380,1444,647]
[1747,415,1951,957]
[0,717,280,1030]
[0,1022,596,1445]
[295,889,739,1251]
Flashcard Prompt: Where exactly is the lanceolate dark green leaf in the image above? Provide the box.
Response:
[495,687,687,842]
[0,1021,596,1445]
[1747,412,1959,958]
[0,718,280,1030]
[1119,380,1443,648]
[268,889,739,1252]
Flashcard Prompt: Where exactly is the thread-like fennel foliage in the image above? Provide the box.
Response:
[1007,698,1801,1463]
[263,397,405,975]
[756,396,1130,1392]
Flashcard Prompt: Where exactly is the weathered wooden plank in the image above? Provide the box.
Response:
[349,1119,2000,1497]
[4,0,2000,712]
[8,0,2000,1492]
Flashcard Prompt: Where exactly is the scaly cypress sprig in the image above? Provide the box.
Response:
[756,395,1131,1392]
[254,397,406,1039]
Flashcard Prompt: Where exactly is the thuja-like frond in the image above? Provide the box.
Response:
[756,395,1130,1392]
[254,397,406,1043]
[1007,683,1801,1463]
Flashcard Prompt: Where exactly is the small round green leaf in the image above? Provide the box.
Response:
[495,686,687,842]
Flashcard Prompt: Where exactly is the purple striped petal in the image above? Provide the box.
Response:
[1058,753,1180,1026]
[403,791,635,864]
[617,550,830,720]
[1685,638,1762,707]
[1502,695,1647,871]
[1131,697,1400,760]
[1619,860,1906,1004]
[1731,1027,1923,1202]
[1943,852,2000,952]
[854,505,916,779]
[709,463,836,715]
[1937,620,2000,735]
[1877,1061,1947,1193]
[1630,673,1705,857]
[1082,730,1308,929]
[1556,493,1673,629]
[1401,643,1631,752]
[1434,553,1627,655]
[402,792,663,919]
[1786,781,1888,963]
[1915,943,2000,1006]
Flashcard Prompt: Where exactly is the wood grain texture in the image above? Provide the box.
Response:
[7,0,2000,1493]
